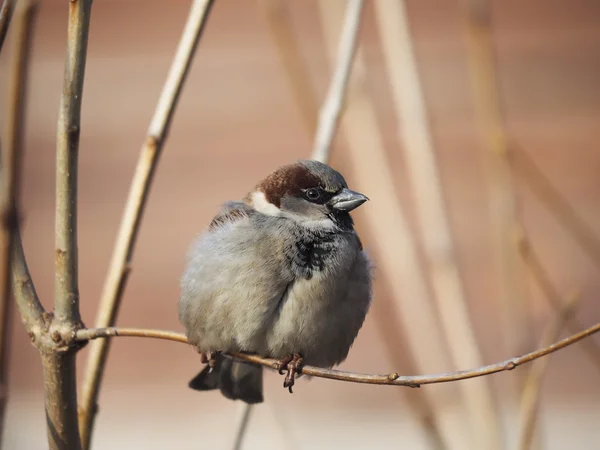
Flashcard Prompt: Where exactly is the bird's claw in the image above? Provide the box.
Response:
[197,350,218,370]
[277,353,304,394]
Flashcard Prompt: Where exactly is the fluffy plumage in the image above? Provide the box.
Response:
[179,160,373,403]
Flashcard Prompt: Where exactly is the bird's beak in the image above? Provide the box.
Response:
[328,188,369,212]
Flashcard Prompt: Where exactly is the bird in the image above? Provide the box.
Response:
[178,159,373,404]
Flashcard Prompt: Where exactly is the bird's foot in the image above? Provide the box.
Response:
[277,353,304,394]
[197,350,218,370]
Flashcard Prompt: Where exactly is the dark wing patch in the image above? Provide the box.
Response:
[209,201,253,231]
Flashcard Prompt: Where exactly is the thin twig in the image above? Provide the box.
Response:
[259,0,318,135]
[512,145,600,270]
[518,236,600,373]
[374,1,503,448]
[0,0,37,444]
[75,322,600,386]
[54,0,93,325]
[78,2,214,448]
[231,403,253,450]
[460,0,532,360]
[311,0,363,163]
[517,292,581,450]
[0,0,15,54]
[317,0,454,446]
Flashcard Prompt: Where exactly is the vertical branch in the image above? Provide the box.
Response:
[78,2,215,448]
[54,0,93,324]
[259,0,318,135]
[516,292,581,450]
[373,1,503,449]
[231,403,253,450]
[311,0,363,163]
[47,1,93,449]
[460,0,532,364]
[317,0,456,447]
[0,0,37,445]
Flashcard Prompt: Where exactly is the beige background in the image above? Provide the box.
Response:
[1,0,599,449]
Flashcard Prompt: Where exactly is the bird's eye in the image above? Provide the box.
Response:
[305,188,321,201]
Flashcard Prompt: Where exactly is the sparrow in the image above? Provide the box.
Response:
[178,160,373,404]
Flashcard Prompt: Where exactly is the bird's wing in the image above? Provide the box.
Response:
[179,201,291,353]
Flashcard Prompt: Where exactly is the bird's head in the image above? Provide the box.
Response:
[246,160,368,230]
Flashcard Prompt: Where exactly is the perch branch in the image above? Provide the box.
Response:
[259,0,318,135]
[78,2,215,448]
[518,236,600,373]
[0,0,14,54]
[511,145,600,270]
[517,292,581,450]
[75,322,600,386]
[0,0,38,444]
[311,0,363,163]
[374,1,502,448]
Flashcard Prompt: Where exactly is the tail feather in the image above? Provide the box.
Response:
[188,354,264,404]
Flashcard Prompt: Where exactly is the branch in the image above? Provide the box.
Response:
[44,1,94,449]
[517,292,581,450]
[75,322,600,386]
[518,236,600,373]
[54,0,92,324]
[231,403,253,450]
[311,0,363,163]
[78,1,215,448]
[0,0,38,444]
[0,0,15,54]
[374,1,502,448]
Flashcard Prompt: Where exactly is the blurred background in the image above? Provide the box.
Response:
[1,0,599,449]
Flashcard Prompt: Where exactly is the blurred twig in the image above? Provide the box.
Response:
[231,403,253,450]
[512,145,600,270]
[460,0,532,360]
[0,0,14,54]
[311,0,363,163]
[374,1,503,448]
[75,322,600,386]
[518,236,600,373]
[259,0,318,135]
[0,0,37,444]
[317,0,456,447]
[517,292,581,450]
[77,1,215,448]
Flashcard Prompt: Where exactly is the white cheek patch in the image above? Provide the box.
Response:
[250,191,281,217]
